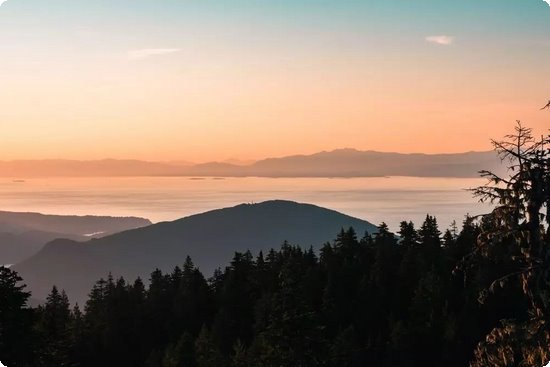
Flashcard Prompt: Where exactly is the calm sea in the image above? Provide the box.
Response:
[0,176,490,232]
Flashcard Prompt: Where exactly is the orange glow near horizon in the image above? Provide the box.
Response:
[0,1,548,162]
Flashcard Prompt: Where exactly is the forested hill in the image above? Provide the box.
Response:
[14,200,378,304]
[1,216,540,366]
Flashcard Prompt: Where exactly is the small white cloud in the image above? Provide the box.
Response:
[128,48,180,60]
[0,0,8,7]
[425,35,454,46]
[544,0,550,6]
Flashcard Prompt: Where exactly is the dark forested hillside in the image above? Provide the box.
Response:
[1,215,541,367]
[14,201,378,304]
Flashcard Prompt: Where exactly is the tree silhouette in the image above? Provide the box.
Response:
[0,266,34,366]
[469,121,550,366]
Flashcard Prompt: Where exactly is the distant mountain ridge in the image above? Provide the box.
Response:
[14,200,378,304]
[233,149,504,178]
[0,211,151,265]
[0,149,502,178]
[0,211,151,235]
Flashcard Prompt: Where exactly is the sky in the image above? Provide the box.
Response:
[0,0,549,162]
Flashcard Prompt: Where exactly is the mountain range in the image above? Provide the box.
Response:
[0,211,151,265]
[14,200,378,304]
[0,149,503,178]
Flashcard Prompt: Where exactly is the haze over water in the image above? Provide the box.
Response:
[0,176,488,232]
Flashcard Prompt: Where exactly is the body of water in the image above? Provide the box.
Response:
[0,176,490,232]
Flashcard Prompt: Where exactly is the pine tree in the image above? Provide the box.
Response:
[407,269,446,365]
[173,260,214,337]
[398,221,418,247]
[253,255,327,366]
[0,266,34,366]
[468,122,550,366]
[418,215,441,247]
[35,286,72,367]
[68,303,86,365]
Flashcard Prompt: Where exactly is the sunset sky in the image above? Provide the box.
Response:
[0,0,549,162]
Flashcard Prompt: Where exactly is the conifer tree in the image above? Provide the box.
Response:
[469,122,550,366]
[35,286,72,366]
[0,266,34,366]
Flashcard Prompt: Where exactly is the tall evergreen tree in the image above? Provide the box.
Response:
[35,286,72,367]
[0,266,34,366]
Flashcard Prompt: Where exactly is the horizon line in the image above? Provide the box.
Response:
[0,148,495,165]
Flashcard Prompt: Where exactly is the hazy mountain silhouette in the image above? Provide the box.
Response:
[177,149,505,177]
[0,150,502,178]
[0,231,85,266]
[14,200,378,304]
[0,211,151,265]
[243,149,504,178]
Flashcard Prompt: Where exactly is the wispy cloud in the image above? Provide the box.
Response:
[128,48,181,60]
[0,0,8,7]
[425,35,454,46]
